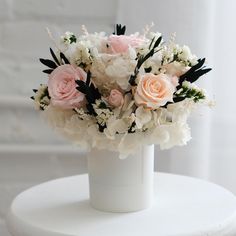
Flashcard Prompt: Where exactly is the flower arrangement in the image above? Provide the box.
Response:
[32,24,211,158]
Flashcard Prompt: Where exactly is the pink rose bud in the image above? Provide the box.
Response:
[48,64,87,109]
[108,89,124,107]
[134,73,175,109]
[107,35,144,54]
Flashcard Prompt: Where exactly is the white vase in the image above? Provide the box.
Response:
[87,144,154,213]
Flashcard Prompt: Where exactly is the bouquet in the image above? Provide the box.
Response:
[32,24,211,158]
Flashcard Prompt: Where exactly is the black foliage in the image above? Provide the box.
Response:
[30,96,35,100]
[144,67,152,73]
[69,34,77,43]
[128,121,136,133]
[39,50,71,75]
[50,48,60,65]
[42,69,53,74]
[60,52,70,64]
[33,89,38,93]
[113,24,126,35]
[178,58,212,88]
[137,37,162,69]
[129,74,137,86]
[161,97,186,108]
[98,123,106,132]
[76,71,101,115]
[173,97,186,103]
[39,58,57,69]
[129,36,162,86]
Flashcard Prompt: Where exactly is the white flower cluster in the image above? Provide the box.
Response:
[33,84,50,110]
[34,24,211,157]
[44,99,194,158]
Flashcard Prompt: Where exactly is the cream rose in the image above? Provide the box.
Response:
[107,89,124,107]
[134,73,175,109]
[48,65,87,109]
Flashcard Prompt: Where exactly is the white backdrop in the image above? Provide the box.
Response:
[117,0,236,192]
[0,0,236,235]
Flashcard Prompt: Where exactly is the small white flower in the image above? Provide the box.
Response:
[33,84,50,110]
[179,45,198,65]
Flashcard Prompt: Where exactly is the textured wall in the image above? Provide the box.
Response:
[0,0,118,235]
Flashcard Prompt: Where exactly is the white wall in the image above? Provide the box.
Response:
[0,0,117,235]
[1,0,236,235]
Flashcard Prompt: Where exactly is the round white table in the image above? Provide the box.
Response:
[6,173,236,236]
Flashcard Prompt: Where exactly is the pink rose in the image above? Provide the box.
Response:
[134,73,175,109]
[107,89,124,107]
[107,35,144,54]
[48,65,86,109]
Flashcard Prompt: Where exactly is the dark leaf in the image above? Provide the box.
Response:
[39,58,57,69]
[50,48,60,65]
[60,52,70,64]
[86,71,91,86]
[148,37,155,50]
[42,69,53,74]
[153,36,162,48]
[178,58,212,87]
[129,74,137,86]
[69,34,77,43]
[186,68,212,83]
[76,73,101,105]
[180,58,205,81]
[113,24,126,35]
[144,67,152,73]
[192,58,206,71]
[86,103,96,116]
[136,36,162,69]
[128,121,136,133]
[76,80,89,95]
[30,96,35,100]
[173,97,186,103]
[98,123,106,132]
[89,83,101,101]
[33,89,38,93]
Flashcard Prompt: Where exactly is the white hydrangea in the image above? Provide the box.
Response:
[135,106,152,129]
[105,56,136,90]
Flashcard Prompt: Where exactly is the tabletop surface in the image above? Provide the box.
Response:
[6,173,236,236]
